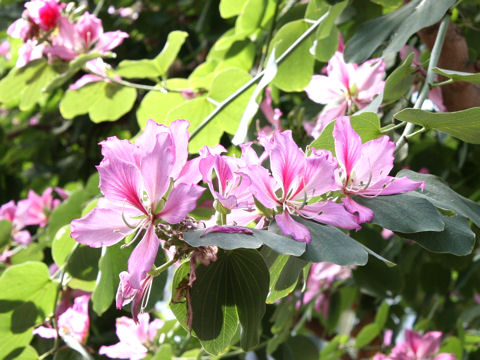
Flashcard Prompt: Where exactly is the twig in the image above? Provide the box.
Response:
[189,11,331,141]
[395,16,450,152]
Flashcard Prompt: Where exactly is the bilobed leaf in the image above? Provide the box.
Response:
[89,83,137,122]
[208,67,255,135]
[136,91,185,129]
[309,112,381,153]
[66,245,101,285]
[0,219,12,249]
[47,190,88,241]
[154,31,188,75]
[52,224,76,267]
[261,247,307,303]
[433,67,480,86]
[355,323,381,348]
[399,215,475,256]
[0,262,56,359]
[383,52,415,103]
[19,61,57,110]
[271,20,315,92]
[355,194,445,233]
[296,217,368,266]
[344,0,456,63]
[165,97,217,153]
[92,243,133,316]
[235,0,275,37]
[397,169,480,227]
[394,107,480,144]
[183,228,305,256]
[219,0,248,18]
[59,82,104,119]
[375,302,389,328]
[170,250,269,354]
[116,59,161,79]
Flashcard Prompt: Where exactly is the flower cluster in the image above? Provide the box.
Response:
[0,187,66,262]
[7,0,128,68]
[373,329,456,360]
[71,115,423,321]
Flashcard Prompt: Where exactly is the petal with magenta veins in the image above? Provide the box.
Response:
[275,211,311,243]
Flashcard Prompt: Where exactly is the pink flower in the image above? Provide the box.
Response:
[240,130,359,242]
[16,187,62,227]
[116,271,153,322]
[99,313,164,360]
[25,0,60,31]
[71,120,204,290]
[0,40,11,60]
[16,39,45,68]
[259,87,282,135]
[305,51,385,138]
[333,116,424,223]
[303,262,351,317]
[33,294,90,344]
[0,200,31,246]
[69,58,121,90]
[373,329,457,360]
[45,12,128,61]
[7,18,33,41]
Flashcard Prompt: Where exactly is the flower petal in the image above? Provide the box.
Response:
[341,196,373,224]
[157,183,205,224]
[275,212,310,243]
[333,116,362,178]
[128,225,159,289]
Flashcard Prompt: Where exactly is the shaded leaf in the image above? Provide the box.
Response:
[433,67,480,86]
[383,52,415,103]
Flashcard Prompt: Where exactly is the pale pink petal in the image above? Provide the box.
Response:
[270,130,306,196]
[428,87,446,112]
[100,137,138,166]
[341,196,373,224]
[360,176,424,196]
[0,200,16,222]
[44,45,77,61]
[33,326,57,339]
[95,31,129,53]
[299,153,337,198]
[7,18,32,40]
[99,341,147,360]
[202,225,253,236]
[75,12,103,49]
[13,230,31,245]
[70,206,139,248]
[97,158,145,212]
[301,200,361,229]
[333,116,362,178]
[140,132,174,206]
[127,225,159,289]
[354,58,386,102]
[311,101,348,138]
[275,212,310,243]
[68,74,103,90]
[239,165,279,209]
[157,183,205,224]
[433,354,457,360]
[417,331,442,358]
[167,120,190,178]
[405,329,422,354]
[327,52,354,89]
[305,74,345,104]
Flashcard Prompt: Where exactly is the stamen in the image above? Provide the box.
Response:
[121,219,147,249]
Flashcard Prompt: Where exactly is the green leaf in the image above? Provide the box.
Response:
[15,346,38,360]
[296,217,368,266]
[155,31,189,75]
[261,247,307,303]
[170,249,269,354]
[433,67,480,86]
[0,262,56,359]
[355,323,381,348]
[397,170,480,227]
[208,67,254,135]
[0,220,12,249]
[271,20,315,92]
[220,0,248,18]
[92,243,133,316]
[235,0,275,37]
[309,112,381,153]
[52,224,76,267]
[383,52,415,104]
[19,62,57,110]
[355,194,445,233]
[10,243,44,264]
[313,26,339,62]
[344,0,456,63]
[400,215,475,255]
[274,336,320,360]
[59,82,104,119]
[165,97,217,153]
[267,300,296,354]
[183,228,305,256]
[47,190,87,241]
[439,336,463,359]
[374,302,389,328]
[152,344,173,360]
[66,245,101,283]
[137,91,185,129]
[88,83,137,123]
[116,59,162,79]
[394,107,480,144]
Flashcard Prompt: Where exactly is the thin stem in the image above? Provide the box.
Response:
[395,16,450,152]
[405,126,426,139]
[89,71,170,92]
[380,121,407,133]
[431,78,454,87]
[190,11,331,141]
[220,341,269,358]
[148,258,176,277]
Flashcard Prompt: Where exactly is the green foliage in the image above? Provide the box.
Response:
[383,52,416,104]
[344,0,456,63]
[394,107,480,144]
[0,219,12,249]
[0,262,56,359]
[433,67,480,85]
[170,249,269,354]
